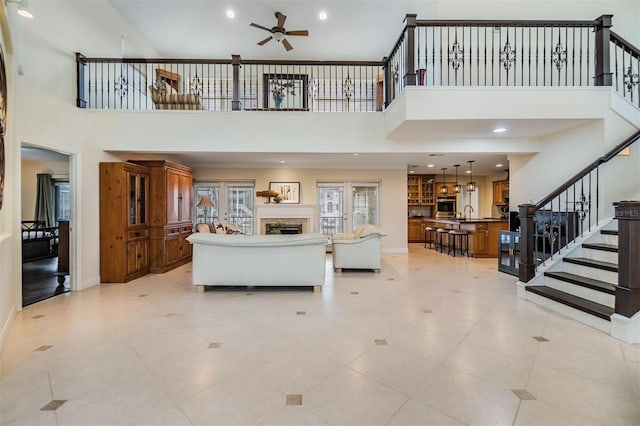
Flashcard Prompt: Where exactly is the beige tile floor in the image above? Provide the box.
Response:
[1,244,639,425]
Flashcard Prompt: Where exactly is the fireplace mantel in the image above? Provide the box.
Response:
[256,204,315,234]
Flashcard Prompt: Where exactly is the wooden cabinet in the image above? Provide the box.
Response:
[408,219,425,243]
[100,162,150,283]
[493,180,509,205]
[407,175,435,206]
[132,161,194,273]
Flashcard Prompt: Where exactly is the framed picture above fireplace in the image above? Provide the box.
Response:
[269,182,300,204]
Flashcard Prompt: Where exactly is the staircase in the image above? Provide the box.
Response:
[519,221,620,333]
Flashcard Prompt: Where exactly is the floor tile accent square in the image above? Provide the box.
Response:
[452,290,462,293]
[296,311,306,315]
[422,309,433,314]
[533,336,550,342]
[138,294,148,297]
[31,314,45,319]
[41,400,67,411]
[286,394,303,406]
[246,293,254,296]
[34,345,53,351]
[374,339,388,345]
[165,313,177,317]
[387,278,395,281]
[208,342,222,349]
[350,292,359,295]
[511,389,536,400]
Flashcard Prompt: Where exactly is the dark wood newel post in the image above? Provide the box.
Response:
[518,204,537,283]
[231,54,241,111]
[614,201,640,318]
[403,14,417,87]
[594,14,613,86]
[382,56,391,109]
[75,52,87,108]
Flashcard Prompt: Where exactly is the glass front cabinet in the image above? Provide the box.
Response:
[498,231,520,276]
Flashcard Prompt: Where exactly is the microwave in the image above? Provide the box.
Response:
[436,196,456,218]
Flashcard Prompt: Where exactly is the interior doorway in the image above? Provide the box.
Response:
[20,145,72,306]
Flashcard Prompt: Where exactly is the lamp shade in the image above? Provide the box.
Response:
[196,195,215,208]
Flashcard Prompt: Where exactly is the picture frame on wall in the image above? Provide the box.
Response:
[269,182,300,204]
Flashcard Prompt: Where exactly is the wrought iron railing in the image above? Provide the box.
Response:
[76,54,383,112]
[384,15,620,105]
[519,129,640,284]
[318,217,343,236]
[611,31,640,108]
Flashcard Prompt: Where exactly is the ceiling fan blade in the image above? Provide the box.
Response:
[285,30,309,36]
[282,38,293,51]
[276,12,287,28]
[257,36,273,46]
[250,22,272,32]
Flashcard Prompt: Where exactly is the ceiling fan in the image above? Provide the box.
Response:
[250,12,309,52]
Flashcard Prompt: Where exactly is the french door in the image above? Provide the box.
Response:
[194,182,255,235]
[317,181,379,236]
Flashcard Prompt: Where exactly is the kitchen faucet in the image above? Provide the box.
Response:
[464,204,474,218]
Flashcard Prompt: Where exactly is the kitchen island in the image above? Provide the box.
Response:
[408,217,508,258]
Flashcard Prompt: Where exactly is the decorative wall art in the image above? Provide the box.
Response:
[269,182,300,204]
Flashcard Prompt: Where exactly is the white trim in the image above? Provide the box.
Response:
[0,305,17,352]
[383,248,408,254]
[610,312,640,344]
[81,276,101,290]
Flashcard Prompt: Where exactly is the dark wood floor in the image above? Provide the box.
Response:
[22,257,69,307]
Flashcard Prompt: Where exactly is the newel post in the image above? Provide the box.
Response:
[594,14,613,86]
[231,54,241,111]
[382,56,391,109]
[614,201,640,318]
[403,14,417,87]
[518,204,537,283]
[75,52,87,108]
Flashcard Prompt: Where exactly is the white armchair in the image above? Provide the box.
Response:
[331,224,386,272]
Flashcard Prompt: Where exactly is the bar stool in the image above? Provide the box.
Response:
[436,228,449,253]
[448,230,470,257]
[424,226,436,249]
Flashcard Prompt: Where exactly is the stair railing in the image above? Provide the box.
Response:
[519,129,640,285]
[610,31,640,109]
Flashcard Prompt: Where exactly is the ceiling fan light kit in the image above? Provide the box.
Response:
[250,11,309,52]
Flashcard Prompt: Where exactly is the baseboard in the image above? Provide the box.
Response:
[382,248,409,254]
[0,304,17,353]
[80,276,101,290]
[611,312,640,344]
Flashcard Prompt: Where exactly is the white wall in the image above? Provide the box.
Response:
[193,167,408,252]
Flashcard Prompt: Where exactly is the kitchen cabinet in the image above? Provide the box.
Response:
[493,180,509,205]
[99,162,150,283]
[407,175,435,206]
[408,219,425,243]
[132,160,194,273]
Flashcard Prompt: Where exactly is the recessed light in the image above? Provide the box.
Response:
[496,163,503,167]
[493,127,507,133]
[408,170,415,174]
[280,160,285,164]
[466,170,472,174]
[226,9,235,18]
[427,164,434,168]
[353,153,359,156]
[319,11,327,20]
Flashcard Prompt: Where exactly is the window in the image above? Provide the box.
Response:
[55,181,70,221]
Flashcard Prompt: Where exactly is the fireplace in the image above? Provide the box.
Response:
[256,204,315,234]
[265,223,303,235]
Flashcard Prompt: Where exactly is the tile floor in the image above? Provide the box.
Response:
[1,244,639,425]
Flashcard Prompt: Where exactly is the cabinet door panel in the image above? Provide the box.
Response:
[127,241,139,275]
[166,170,180,224]
[166,236,181,264]
[137,240,149,271]
[179,174,192,222]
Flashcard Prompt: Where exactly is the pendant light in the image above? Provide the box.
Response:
[440,168,448,194]
[466,160,477,192]
[453,164,462,193]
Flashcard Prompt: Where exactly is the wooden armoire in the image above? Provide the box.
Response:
[130,160,194,273]
[99,162,151,283]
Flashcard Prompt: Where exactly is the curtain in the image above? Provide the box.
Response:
[34,173,55,227]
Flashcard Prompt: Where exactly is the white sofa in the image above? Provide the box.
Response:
[187,233,328,291]
[331,224,386,272]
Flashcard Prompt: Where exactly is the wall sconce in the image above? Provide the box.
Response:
[466,160,477,192]
[453,164,462,193]
[7,0,33,18]
[196,194,215,223]
[440,167,448,194]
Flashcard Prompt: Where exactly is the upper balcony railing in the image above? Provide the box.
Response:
[76,14,639,112]
[76,55,384,112]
